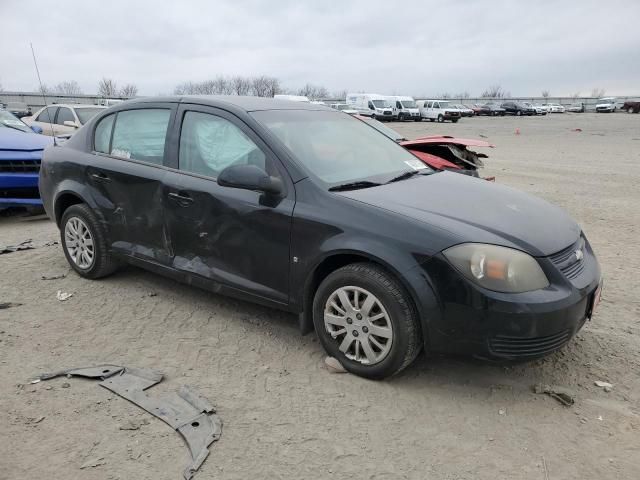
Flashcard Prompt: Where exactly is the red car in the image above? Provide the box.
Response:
[355,115,495,180]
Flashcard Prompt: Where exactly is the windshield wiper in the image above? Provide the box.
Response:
[386,169,430,183]
[328,180,382,192]
[1,123,29,133]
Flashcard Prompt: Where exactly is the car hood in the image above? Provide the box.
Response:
[338,172,579,256]
[401,136,494,149]
[0,128,53,151]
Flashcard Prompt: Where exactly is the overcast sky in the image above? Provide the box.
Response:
[1,0,639,97]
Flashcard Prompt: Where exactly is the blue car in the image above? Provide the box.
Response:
[0,109,53,208]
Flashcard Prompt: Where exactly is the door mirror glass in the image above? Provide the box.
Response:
[217,164,282,195]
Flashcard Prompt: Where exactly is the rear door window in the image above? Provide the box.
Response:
[37,106,58,123]
[178,111,266,178]
[110,109,171,164]
[56,107,74,125]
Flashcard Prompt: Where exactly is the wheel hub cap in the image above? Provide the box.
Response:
[64,216,95,269]
[323,286,393,365]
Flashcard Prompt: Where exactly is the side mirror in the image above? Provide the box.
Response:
[31,125,43,134]
[64,120,79,128]
[217,164,282,195]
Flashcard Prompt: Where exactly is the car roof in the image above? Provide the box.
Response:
[124,95,331,112]
[46,104,107,109]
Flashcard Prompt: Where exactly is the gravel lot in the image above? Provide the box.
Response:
[1,112,639,479]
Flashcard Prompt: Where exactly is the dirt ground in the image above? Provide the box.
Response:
[1,112,639,480]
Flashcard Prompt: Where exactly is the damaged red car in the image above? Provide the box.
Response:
[356,115,494,180]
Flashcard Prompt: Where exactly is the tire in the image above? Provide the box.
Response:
[452,118,459,123]
[628,107,634,114]
[312,262,422,380]
[371,114,376,120]
[414,117,422,122]
[437,114,444,123]
[60,203,119,279]
[516,110,522,116]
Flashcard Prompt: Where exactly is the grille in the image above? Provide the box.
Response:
[489,329,571,357]
[0,159,41,173]
[549,237,585,279]
[383,110,392,115]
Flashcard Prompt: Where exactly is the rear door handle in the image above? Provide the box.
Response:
[91,172,111,183]
[168,191,194,206]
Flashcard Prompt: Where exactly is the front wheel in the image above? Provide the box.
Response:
[371,114,376,120]
[312,263,422,379]
[452,118,459,123]
[414,117,422,122]
[516,110,522,116]
[60,204,119,279]
[437,114,444,123]
[628,107,634,114]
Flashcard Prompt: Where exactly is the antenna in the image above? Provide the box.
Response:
[30,43,55,136]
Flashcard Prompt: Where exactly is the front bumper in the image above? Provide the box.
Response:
[417,236,601,360]
[0,173,42,206]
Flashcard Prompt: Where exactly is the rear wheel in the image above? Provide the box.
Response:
[452,118,459,123]
[628,107,635,114]
[516,110,522,116]
[60,204,118,279]
[313,263,422,379]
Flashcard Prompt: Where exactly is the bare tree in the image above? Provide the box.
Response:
[571,91,581,100]
[37,84,52,95]
[53,80,83,95]
[98,78,118,97]
[436,92,451,99]
[297,83,329,100]
[590,88,605,98]
[230,76,251,96]
[250,76,271,97]
[480,85,509,98]
[120,84,138,97]
[454,91,470,100]
[541,90,550,99]
[264,77,282,97]
[332,89,348,101]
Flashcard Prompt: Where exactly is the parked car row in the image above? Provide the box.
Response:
[338,94,588,122]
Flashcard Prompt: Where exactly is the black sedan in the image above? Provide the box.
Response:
[39,97,602,379]
[501,101,536,116]
[477,103,506,116]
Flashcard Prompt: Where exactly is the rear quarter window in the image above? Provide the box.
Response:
[94,114,115,153]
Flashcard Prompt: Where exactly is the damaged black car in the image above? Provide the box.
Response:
[39,97,602,379]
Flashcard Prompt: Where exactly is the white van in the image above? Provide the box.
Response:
[417,100,462,123]
[386,96,421,121]
[345,93,394,121]
[273,94,310,102]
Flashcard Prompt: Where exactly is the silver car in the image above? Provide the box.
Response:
[23,104,107,136]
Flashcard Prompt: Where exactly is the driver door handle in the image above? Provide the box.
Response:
[91,172,111,183]
[168,191,194,206]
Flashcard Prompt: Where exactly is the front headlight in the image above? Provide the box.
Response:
[443,243,549,293]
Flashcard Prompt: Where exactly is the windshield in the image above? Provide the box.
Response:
[0,110,31,132]
[439,101,451,108]
[76,108,105,124]
[357,116,405,141]
[336,104,350,111]
[371,100,390,108]
[251,110,430,186]
[400,100,416,108]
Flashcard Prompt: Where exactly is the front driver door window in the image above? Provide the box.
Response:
[179,111,266,178]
